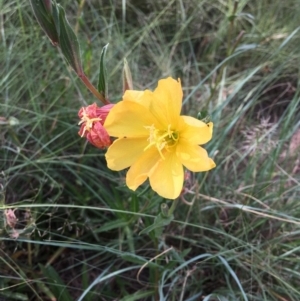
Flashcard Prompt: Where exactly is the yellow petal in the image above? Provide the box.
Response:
[176,142,216,172]
[126,147,161,190]
[123,90,150,109]
[106,137,148,170]
[149,151,184,199]
[104,101,156,138]
[180,116,213,145]
[149,77,182,128]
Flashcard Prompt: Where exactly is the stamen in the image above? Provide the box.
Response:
[144,124,178,159]
[78,108,102,137]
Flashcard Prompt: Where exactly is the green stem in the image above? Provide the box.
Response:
[153,199,179,300]
[168,198,179,216]
[154,237,159,301]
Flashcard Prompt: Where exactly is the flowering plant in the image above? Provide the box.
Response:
[104,77,215,199]
[27,2,220,297]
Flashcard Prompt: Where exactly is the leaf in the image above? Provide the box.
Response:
[120,254,159,269]
[0,291,29,301]
[96,219,128,233]
[97,43,109,99]
[30,0,59,46]
[39,264,73,301]
[51,0,59,35]
[139,213,174,237]
[123,58,133,92]
[227,14,237,22]
[120,290,155,301]
[130,193,139,213]
[54,4,83,75]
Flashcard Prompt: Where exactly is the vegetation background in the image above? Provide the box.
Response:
[1,0,300,300]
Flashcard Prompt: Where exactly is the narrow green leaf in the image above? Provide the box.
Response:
[123,58,133,92]
[130,194,139,213]
[227,14,236,22]
[0,291,29,301]
[36,281,56,301]
[81,263,93,301]
[95,219,128,233]
[139,213,174,237]
[39,264,73,301]
[0,173,6,207]
[30,0,59,46]
[51,0,60,36]
[120,290,155,301]
[55,4,83,75]
[217,255,248,301]
[120,254,159,269]
[97,43,109,99]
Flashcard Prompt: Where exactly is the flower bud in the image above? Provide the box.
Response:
[78,103,114,149]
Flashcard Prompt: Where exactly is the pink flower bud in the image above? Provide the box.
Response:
[78,103,114,149]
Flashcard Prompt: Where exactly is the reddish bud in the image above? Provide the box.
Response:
[78,103,114,149]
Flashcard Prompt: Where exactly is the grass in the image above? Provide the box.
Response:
[1,0,300,300]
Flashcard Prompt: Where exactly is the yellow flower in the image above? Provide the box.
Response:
[104,77,216,199]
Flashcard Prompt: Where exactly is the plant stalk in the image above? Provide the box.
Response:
[79,73,110,105]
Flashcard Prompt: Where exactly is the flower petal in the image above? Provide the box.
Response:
[104,101,156,138]
[176,142,216,172]
[126,147,161,190]
[149,151,184,199]
[123,90,151,109]
[180,116,213,145]
[87,122,111,149]
[149,77,182,128]
[105,137,148,170]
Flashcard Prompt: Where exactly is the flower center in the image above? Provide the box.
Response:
[145,124,179,159]
[78,109,102,137]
